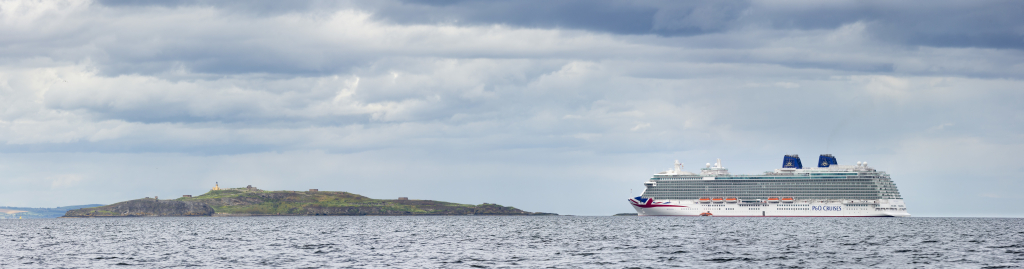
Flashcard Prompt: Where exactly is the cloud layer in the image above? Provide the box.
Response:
[0,0,1022,216]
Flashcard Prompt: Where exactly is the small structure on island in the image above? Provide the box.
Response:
[398,197,409,201]
[212,182,221,191]
[182,195,192,198]
[309,189,318,192]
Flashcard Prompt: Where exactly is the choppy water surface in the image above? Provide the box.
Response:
[1,216,1022,268]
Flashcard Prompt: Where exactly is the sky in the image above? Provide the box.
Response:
[0,0,1022,217]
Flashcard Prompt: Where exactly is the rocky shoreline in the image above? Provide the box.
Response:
[63,198,214,217]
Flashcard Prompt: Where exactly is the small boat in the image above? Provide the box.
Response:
[711,197,724,203]
[725,197,738,203]
[781,197,795,203]
[698,197,711,203]
[767,197,780,203]
[699,212,713,217]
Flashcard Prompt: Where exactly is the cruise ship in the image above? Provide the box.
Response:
[628,154,910,217]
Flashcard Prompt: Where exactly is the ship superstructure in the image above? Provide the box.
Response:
[628,154,910,217]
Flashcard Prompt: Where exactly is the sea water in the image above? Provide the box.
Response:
[1,216,1022,268]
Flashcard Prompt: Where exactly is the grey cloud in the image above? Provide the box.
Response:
[28,61,1024,157]
[86,0,1024,52]
[369,0,749,36]
[364,0,1023,49]
[7,0,1019,81]
[744,1,1024,49]
[865,3,1024,49]
[52,1,995,80]
[37,59,572,125]
[93,0,349,16]
[372,0,663,35]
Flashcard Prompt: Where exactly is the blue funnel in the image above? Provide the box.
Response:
[782,154,803,169]
[818,154,838,167]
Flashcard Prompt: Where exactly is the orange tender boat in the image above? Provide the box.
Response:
[767,197,780,203]
[699,212,713,217]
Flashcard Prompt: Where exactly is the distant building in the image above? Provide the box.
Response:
[212,182,221,191]
[182,195,192,198]
[309,189,318,192]
[398,197,409,201]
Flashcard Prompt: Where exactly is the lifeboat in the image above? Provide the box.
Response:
[767,197,780,203]
[725,197,738,203]
[711,197,724,203]
[699,212,713,217]
[698,197,711,203]
[781,197,795,203]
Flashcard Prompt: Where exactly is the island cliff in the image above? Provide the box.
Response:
[64,198,213,217]
[63,186,554,217]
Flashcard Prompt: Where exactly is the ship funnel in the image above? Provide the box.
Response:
[782,154,803,169]
[818,154,838,167]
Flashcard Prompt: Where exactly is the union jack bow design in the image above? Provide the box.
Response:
[628,196,687,208]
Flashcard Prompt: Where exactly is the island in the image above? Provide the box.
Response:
[63,185,555,217]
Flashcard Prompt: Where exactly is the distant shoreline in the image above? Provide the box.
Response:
[0,209,28,214]
[1,205,104,219]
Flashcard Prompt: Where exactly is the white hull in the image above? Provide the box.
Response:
[631,199,910,217]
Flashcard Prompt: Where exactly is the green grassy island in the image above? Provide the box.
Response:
[63,186,555,217]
